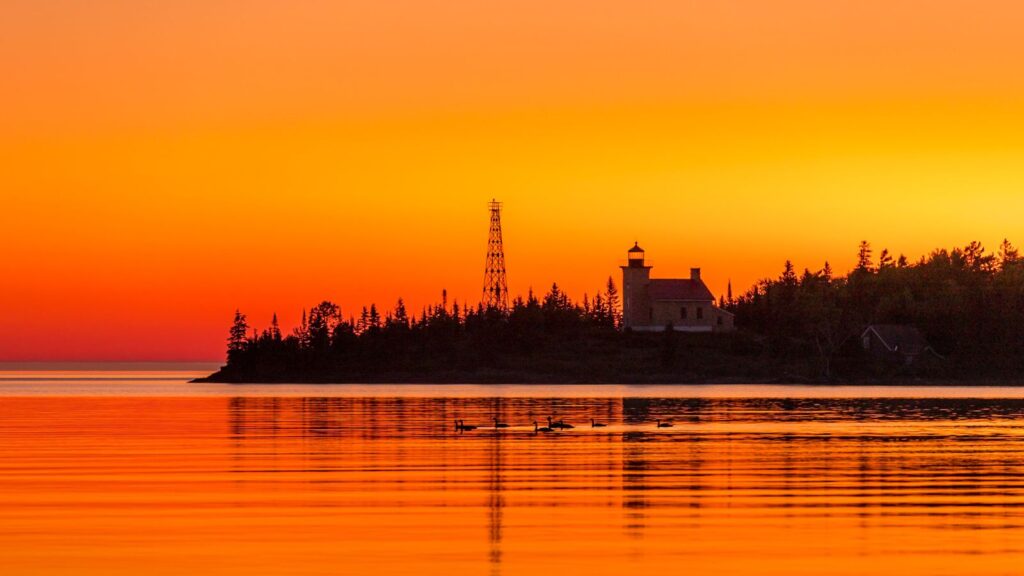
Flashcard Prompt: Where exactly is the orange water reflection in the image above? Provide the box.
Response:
[2,394,1024,575]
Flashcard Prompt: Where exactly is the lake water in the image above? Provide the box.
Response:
[3,366,1024,575]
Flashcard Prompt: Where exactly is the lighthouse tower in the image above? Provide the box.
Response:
[620,242,652,329]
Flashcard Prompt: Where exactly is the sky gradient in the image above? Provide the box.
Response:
[3,0,1024,360]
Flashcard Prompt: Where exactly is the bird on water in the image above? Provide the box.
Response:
[591,418,607,428]
[493,418,510,429]
[548,416,575,429]
[534,421,554,433]
[455,419,477,432]
[656,419,673,428]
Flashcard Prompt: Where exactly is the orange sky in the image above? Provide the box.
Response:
[3,0,1024,361]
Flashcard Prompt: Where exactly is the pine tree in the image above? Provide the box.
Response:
[999,238,1020,270]
[605,277,622,328]
[801,268,815,285]
[228,310,249,356]
[963,241,995,273]
[368,304,381,330]
[592,292,606,325]
[856,241,873,272]
[543,283,565,310]
[393,298,409,328]
[782,260,797,284]
[270,313,282,341]
[293,309,309,344]
[878,249,894,269]
[357,306,369,335]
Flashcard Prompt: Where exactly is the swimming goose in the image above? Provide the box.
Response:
[534,421,554,433]
[493,418,510,429]
[548,416,575,430]
[591,418,607,428]
[459,420,477,431]
[656,419,674,428]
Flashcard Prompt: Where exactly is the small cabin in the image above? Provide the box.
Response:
[861,325,940,366]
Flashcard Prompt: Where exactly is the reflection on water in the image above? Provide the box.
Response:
[4,389,1024,575]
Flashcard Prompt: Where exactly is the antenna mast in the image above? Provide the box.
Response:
[482,199,509,311]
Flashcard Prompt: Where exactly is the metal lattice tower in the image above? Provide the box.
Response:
[482,199,509,311]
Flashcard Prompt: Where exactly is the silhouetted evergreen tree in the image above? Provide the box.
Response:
[856,241,873,273]
[228,310,249,362]
[368,304,381,331]
[356,307,369,335]
[878,249,894,270]
[999,239,1020,270]
[392,298,409,329]
[605,277,622,328]
[270,313,282,342]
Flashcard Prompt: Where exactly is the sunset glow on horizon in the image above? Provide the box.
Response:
[4,0,1024,360]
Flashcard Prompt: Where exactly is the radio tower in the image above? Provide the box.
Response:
[482,199,509,311]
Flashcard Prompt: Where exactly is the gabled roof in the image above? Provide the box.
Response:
[862,324,932,355]
[628,242,645,253]
[649,279,715,302]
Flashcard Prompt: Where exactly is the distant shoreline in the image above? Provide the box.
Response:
[213,241,1024,393]
[1,361,222,371]
[191,371,1024,387]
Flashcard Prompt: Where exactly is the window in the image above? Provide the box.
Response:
[862,335,871,350]
[680,307,687,320]
[696,307,704,320]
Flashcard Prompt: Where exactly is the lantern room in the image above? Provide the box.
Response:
[627,242,646,268]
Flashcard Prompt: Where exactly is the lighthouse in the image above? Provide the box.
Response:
[619,243,734,332]
[620,242,652,328]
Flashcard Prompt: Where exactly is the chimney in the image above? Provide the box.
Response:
[690,267,701,281]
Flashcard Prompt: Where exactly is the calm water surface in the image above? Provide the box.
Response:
[3,367,1024,575]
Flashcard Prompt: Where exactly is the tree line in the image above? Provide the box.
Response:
[220,278,623,381]
[728,239,1024,378]
[210,240,1024,383]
